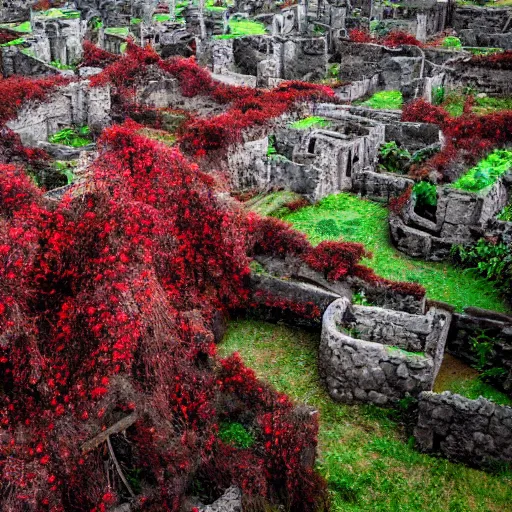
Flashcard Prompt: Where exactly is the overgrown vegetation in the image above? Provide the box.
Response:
[452,238,512,303]
[281,192,509,312]
[220,320,512,512]
[218,421,256,449]
[452,149,512,192]
[49,125,92,147]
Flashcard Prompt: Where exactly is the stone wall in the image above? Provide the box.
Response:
[415,391,512,467]
[447,308,512,395]
[351,167,414,203]
[390,175,511,261]
[447,63,512,97]
[0,0,37,22]
[6,81,111,146]
[1,46,61,77]
[319,298,451,405]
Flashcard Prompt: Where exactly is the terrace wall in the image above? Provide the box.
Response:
[415,391,512,467]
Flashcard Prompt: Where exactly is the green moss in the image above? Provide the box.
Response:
[441,36,462,49]
[280,192,509,312]
[0,21,32,34]
[357,90,403,110]
[386,346,425,358]
[219,320,512,512]
[452,149,512,192]
[449,377,512,407]
[289,116,331,130]
[153,13,172,22]
[218,421,255,449]
[214,19,267,39]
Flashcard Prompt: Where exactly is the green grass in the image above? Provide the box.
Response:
[0,21,32,33]
[214,19,267,39]
[452,149,512,192]
[246,190,302,217]
[104,27,130,36]
[357,90,403,110]
[443,92,512,117]
[219,320,512,512]
[289,116,332,130]
[449,377,512,406]
[0,37,25,47]
[279,192,509,312]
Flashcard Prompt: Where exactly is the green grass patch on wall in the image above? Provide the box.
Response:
[280,192,508,312]
[452,149,512,192]
[357,90,403,110]
[219,320,512,512]
[289,116,332,130]
[214,19,267,39]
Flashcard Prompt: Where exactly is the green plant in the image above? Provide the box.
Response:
[339,325,360,338]
[358,90,403,110]
[432,86,445,106]
[54,161,75,185]
[214,18,267,39]
[289,116,331,130]
[267,134,277,157]
[452,238,512,301]
[497,202,512,222]
[469,330,495,371]
[412,181,437,209]
[49,126,92,148]
[327,63,340,79]
[50,60,75,71]
[218,421,255,449]
[442,36,462,49]
[452,149,512,192]
[378,141,411,174]
[352,289,371,306]
[315,218,342,239]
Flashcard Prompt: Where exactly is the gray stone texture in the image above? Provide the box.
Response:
[6,81,111,146]
[415,391,512,467]
[319,298,451,405]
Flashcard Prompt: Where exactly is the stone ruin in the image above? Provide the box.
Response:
[1,0,511,478]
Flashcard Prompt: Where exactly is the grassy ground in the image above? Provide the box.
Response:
[219,320,512,512]
[442,92,512,117]
[435,354,512,406]
[279,193,509,313]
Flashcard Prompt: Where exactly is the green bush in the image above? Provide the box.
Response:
[452,238,512,302]
[431,86,445,106]
[378,141,411,174]
[49,126,92,148]
[497,203,512,222]
[452,149,512,192]
[412,181,437,209]
[442,36,462,49]
[218,421,255,449]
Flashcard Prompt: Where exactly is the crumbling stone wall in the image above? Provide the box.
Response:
[0,0,37,22]
[319,298,451,405]
[1,46,61,77]
[6,81,111,145]
[390,174,511,261]
[415,391,512,467]
[447,63,512,96]
[447,308,512,395]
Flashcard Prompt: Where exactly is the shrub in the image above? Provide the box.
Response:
[303,241,371,281]
[378,141,412,174]
[452,238,512,302]
[442,36,462,49]
[360,90,403,110]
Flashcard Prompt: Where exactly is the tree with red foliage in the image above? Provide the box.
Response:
[349,29,422,48]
